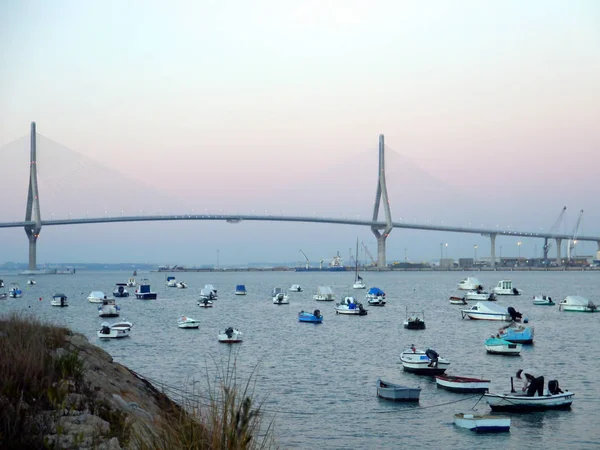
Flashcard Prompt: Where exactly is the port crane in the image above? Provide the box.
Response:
[299,249,309,269]
[361,241,377,267]
[567,209,584,263]
[543,206,566,264]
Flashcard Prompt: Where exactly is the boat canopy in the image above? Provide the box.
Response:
[562,295,594,306]
[236,285,246,291]
[138,284,151,294]
[317,286,334,294]
[468,302,510,314]
[368,287,385,296]
[166,276,175,281]
[90,290,105,298]
[272,287,283,295]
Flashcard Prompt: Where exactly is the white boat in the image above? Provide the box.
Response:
[457,277,483,291]
[197,298,214,307]
[113,283,129,298]
[493,280,522,296]
[400,346,450,375]
[272,287,290,304]
[200,288,217,301]
[8,283,23,298]
[454,413,510,433]
[126,277,136,287]
[558,295,597,312]
[204,284,218,299]
[435,375,490,393]
[485,391,574,411]
[404,308,425,329]
[176,281,188,289]
[313,285,335,301]
[484,337,522,355]
[177,315,200,329]
[166,276,177,287]
[289,284,302,292]
[461,302,521,321]
[366,287,386,306]
[97,321,133,339]
[335,296,367,315]
[449,296,467,305]
[218,327,243,343]
[51,293,68,307]
[26,277,36,285]
[0,291,7,300]
[533,295,555,306]
[87,291,106,303]
[464,290,496,301]
[377,379,421,402]
[98,298,120,318]
[352,239,366,289]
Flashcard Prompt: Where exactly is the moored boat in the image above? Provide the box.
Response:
[461,302,522,322]
[366,287,386,306]
[87,291,106,303]
[289,284,302,292]
[98,298,120,318]
[454,413,510,433]
[457,277,483,291]
[377,379,421,402]
[27,277,36,285]
[493,280,521,296]
[113,283,129,298]
[272,287,290,304]
[533,295,555,306]
[8,283,23,298]
[335,296,367,315]
[464,290,496,301]
[197,298,214,307]
[558,295,597,312]
[51,293,68,307]
[400,346,450,375]
[97,321,133,339]
[404,308,425,329]
[177,315,200,329]
[235,285,247,295]
[298,309,323,323]
[435,375,490,393]
[313,285,335,301]
[485,337,522,355]
[176,281,188,289]
[200,288,217,301]
[449,296,467,305]
[166,276,177,287]
[218,327,243,343]
[204,284,218,299]
[485,391,574,412]
[126,277,136,287]
[498,322,534,344]
[135,279,157,300]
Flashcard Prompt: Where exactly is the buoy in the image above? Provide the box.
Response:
[39,297,42,301]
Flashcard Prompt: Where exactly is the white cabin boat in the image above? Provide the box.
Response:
[493,280,521,296]
[353,275,366,290]
[457,277,483,291]
[27,277,36,285]
[204,284,218,299]
[272,287,290,304]
[166,276,177,287]
[126,277,136,287]
[533,295,555,306]
[313,286,335,301]
[97,321,132,339]
[200,288,217,301]
[335,296,367,315]
[113,283,129,298]
[289,284,302,292]
[461,302,519,321]
[51,293,68,307]
[218,327,243,343]
[177,315,200,329]
[377,379,421,402]
[87,290,106,303]
[8,283,23,298]
[464,290,496,301]
[98,298,120,318]
[485,391,574,411]
[484,337,522,355]
[558,295,597,312]
[176,281,188,289]
[400,346,450,375]
[454,413,510,433]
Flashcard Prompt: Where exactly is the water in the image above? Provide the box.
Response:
[2,270,600,449]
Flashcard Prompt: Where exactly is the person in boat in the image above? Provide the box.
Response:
[410,344,417,353]
[517,369,544,397]
[426,348,439,368]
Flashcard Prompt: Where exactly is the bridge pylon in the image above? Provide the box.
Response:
[371,134,393,269]
[24,122,42,271]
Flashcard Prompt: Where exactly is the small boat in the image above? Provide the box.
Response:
[8,283,23,298]
[218,327,243,343]
[493,280,521,296]
[558,295,597,312]
[449,296,467,305]
[197,298,214,307]
[98,298,121,318]
[404,308,425,329]
[366,287,386,306]
[113,283,130,298]
[166,276,177,287]
[435,375,490,393]
[135,279,157,300]
[51,293,68,307]
[335,296,367,315]
[176,281,188,289]
[485,337,522,355]
[177,315,200,329]
[235,285,247,295]
[533,295,555,306]
[464,290,496,301]
[289,284,303,292]
[204,284,218,299]
[498,322,534,344]
[126,277,136,287]
[272,287,290,304]
[0,291,7,300]
[461,302,522,322]
[485,391,574,412]
[200,288,217,301]
[457,277,483,291]
[97,321,133,339]
[352,239,366,289]
[87,291,106,303]
[298,309,323,323]
[313,285,335,301]
[377,379,421,402]
[0,279,3,288]
[26,277,36,285]
[454,413,510,433]
[400,346,450,375]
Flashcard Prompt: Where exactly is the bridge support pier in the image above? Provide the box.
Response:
[371,134,393,269]
[489,234,496,269]
[24,122,42,272]
[556,238,562,265]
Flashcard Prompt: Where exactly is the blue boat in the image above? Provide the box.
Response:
[135,279,157,300]
[298,309,323,323]
[366,287,386,306]
[235,285,247,295]
[498,322,534,344]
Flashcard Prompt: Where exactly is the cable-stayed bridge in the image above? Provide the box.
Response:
[2,123,600,272]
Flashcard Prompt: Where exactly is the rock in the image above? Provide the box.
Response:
[59,413,110,436]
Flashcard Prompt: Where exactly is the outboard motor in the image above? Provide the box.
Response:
[225,327,233,338]
[512,287,520,295]
[100,325,111,335]
[313,309,320,317]
[425,349,439,367]
[507,306,522,321]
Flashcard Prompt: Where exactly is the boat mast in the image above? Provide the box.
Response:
[355,238,359,281]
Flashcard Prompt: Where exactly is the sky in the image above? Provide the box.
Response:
[1,1,599,266]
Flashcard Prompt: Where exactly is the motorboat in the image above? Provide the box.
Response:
[533,295,555,306]
[176,281,188,289]
[204,284,218,299]
[0,291,7,300]
[51,293,68,307]
[404,308,425,329]
[485,337,522,355]
[461,302,522,322]
[197,298,214,307]
[485,391,574,412]
[289,284,303,292]
[272,287,290,305]
[400,346,450,375]
[464,290,496,301]
[218,327,243,343]
[0,279,3,288]
[177,315,200,329]
[8,283,23,298]
[298,309,323,323]
[377,379,421,402]
[126,277,136,287]
[98,298,120,318]
[492,280,521,296]
[558,295,597,312]
[454,413,510,433]
[235,285,247,295]
[97,321,133,339]
[166,276,177,287]
[335,296,367,315]
[200,288,217,301]
[498,322,534,344]
[435,375,490,393]
[457,277,483,291]
[135,279,157,299]
[366,287,386,306]
[352,239,366,289]
[449,296,467,305]
[87,291,106,303]
[113,283,129,298]
[313,286,335,301]
[26,277,36,285]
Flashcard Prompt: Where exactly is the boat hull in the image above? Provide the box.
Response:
[485,345,521,355]
[178,322,200,329]
[499,327,534,344]
[400,351,450,375]
[485,392,574,412]
[462,311,512,321]
[235,292,247,296]
[404,320,425,330]
[135,293,157,300]
[377,380,421,402]
[558,305,597,312]
[435,376,490,393]
[454,414,510,433]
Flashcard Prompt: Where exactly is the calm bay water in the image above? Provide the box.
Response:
[2,270,599,449]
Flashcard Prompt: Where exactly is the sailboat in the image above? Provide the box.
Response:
[353,239,366,289]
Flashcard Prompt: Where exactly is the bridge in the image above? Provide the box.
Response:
[7,122,600,271]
